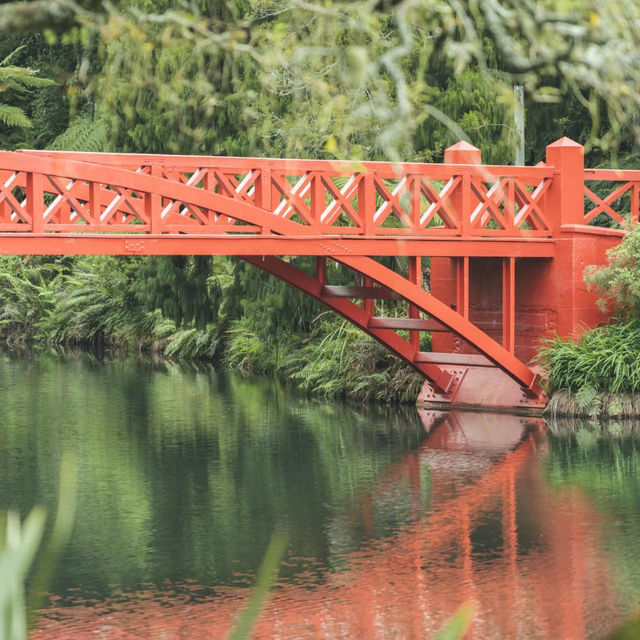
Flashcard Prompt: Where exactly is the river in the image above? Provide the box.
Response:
[1,353,639,639]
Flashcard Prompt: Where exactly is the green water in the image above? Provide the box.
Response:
[0,354,425,594]
[1,353,640,638]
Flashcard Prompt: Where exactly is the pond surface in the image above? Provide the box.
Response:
[1,353,639,638]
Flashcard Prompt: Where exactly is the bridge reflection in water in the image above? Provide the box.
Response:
[35,412,621,639]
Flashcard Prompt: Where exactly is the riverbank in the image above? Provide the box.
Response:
[537,318,640,418]
[2,316,425,405]
[3,253,639,412]
[544,391,640,419]
[0,255,424,404]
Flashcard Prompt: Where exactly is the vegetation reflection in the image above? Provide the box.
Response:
[0,353,425,600]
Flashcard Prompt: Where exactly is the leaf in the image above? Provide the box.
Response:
[47,114,110,152]
[0,45,26,67]
[0,66,55,88]
[227,530,288,640]
[0,104,31,128]
[433,601,476,640]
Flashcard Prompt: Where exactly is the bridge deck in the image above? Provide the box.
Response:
[0,233,556,257]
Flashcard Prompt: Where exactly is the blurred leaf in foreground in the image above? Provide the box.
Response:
[0,508,46,640]
[434,601,476,640]
[227,529,288,640]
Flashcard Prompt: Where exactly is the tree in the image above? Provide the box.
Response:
[584,224,640,318]
[1,0,638,161]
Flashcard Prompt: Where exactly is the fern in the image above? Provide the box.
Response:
[0,47,55,129]
[47,114,110,153]
[0,104,31,128]
[575,385,602,414]
[0,66,55,89]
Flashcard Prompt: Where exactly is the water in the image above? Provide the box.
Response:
[0,353,639,638]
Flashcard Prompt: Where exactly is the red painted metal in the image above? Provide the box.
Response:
[456,256,469,320]
[3,150,557,238]
[0,139,632,409]
[368,317,445,331]
[502,256,515,354]
[322,286,401,299]
[241,255,456,394]
[408,256,421,349]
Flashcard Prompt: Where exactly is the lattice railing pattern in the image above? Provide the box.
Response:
[0,152,555,238]
[584,169,640,227]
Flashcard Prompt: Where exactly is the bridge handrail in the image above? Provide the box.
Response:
[19,150,557,180]
[2,150,556,239]
[4,145,637,237]
[584,168,640,226]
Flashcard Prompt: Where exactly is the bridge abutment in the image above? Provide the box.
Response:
[421,138,621,412]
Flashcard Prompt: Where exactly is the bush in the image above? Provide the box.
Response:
[584,223,640,315]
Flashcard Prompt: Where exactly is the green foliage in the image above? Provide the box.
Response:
[538,320,640,394]
[0,509,46,640]
[0,45,55,131]
[0,454,77,640]
[96,0,259,155]
[225,315,424,403]
[0,34,79,149]
[47,113,110,152]
[575,385,602,414]
[227,530,288,640]
[164,325,224,360]
[584,224,640,316]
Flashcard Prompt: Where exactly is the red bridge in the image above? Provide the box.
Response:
[0,138,632,410]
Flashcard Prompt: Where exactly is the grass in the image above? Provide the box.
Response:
[537,319,640,395]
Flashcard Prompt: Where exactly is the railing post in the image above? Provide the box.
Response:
[408,256,421,348]
[444,141,481,238]
[443,141,480,319]
[502,256,515,354]
[545,137,584,232]
[310,174,324,225]
[27,172,44,233]
[146,164,161,234]
[456,256,469,320]
[359,172,375,235]
[255,164,273,234]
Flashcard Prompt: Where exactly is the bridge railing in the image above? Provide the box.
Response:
[0,150,557,238]
[2,142,638,238]
[584,169,640,227]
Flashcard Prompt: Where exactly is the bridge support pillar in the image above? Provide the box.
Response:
[421,137,621,413]
[421,255,546,413]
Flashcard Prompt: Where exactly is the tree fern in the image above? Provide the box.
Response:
[0,66,55,90]
[0,47,55,130]
[47,113,110,153]
[0,104,31,128]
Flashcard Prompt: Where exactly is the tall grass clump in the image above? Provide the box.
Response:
[538,319,640,395]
